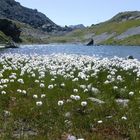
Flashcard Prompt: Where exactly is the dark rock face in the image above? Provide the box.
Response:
[0,0,67,32]
[0,19,21,42]
[86,39,94,46]
[127,55,134,59]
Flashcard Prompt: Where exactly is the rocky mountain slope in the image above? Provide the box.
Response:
[0,0,73,44]
[0,18,21,43]
[49,11,140,46]
[0,0,71,33]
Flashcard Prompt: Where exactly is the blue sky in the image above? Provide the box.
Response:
[16,0,140,26]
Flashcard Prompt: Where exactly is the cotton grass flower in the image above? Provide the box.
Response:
[84,88,88,93]
[121,116,127,120]
[91,87,100,94]
[79,85,86,89]
[70,95,75,100]
[58,100,64,106]
[35,80,39,83]
[97,120,103,124]
[60,83,65,87]
[117,75,123,81]
[81,101,87,107]
[41,94,46,98]
[129,91,134,96]
[113,86,118,90]
[40,83,45,88]
[17,89,22,93]
[0,85,3,89]
[36,101,43,106]
[4,110,11,117]
[75,95,81,101]
[1,91,6,95]
[73,89,78,93]
[33,94,38,99]
[17,79,24,84]
[22,90,27,95]
[51,78,55,81]
[48,84,54,89]
[10,79,14,83]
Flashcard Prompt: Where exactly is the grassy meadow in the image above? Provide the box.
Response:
[0,54,140,139]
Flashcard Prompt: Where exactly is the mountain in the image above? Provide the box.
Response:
[48,11,140,46]
[0,0,73,44]
[69,24,85,30]
[0,18,21,43]
[0,0,71,33]
[109,11,140,22]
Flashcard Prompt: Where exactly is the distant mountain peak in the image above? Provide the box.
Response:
[69,24,86,30]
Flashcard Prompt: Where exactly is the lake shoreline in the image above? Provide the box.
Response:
[0,44,140,60]
[10,42,140,47]
[0,45,6,49]
[20,43,140,48]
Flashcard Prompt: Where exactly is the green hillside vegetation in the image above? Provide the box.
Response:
[0,31,11,43]
[102,35,140,46]
[47,19,140,45]
[0,11,140,45]
[46,11,140,45]
[0,19,49,44]
[89,19,140,35]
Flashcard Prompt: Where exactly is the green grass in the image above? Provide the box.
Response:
[47,19,140,45]
[0,31,11,43]
[64,19,140,39]
[1,17,139,45]
[117,35,140,46]
[102,35,140,46]
[89,19,140,35]
[0,55,140,139]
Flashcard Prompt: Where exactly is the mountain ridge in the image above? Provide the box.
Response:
[47,11,140,46]
[0,0,70,33]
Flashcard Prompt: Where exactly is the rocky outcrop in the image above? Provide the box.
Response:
[0,18,21,42]
[93,32,116,44]
[114,26,140,40]
[86,39,94,46]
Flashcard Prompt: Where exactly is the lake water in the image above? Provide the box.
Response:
[0,44,140,59]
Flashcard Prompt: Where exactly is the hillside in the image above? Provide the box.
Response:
[48,11,140,46]
[0,0,73,44]
[0,3,140,46]
[0,18,21,43]
[0,0,71,33]
[0,0,57,32]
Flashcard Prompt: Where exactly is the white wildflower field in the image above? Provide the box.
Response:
[0,53,140,139]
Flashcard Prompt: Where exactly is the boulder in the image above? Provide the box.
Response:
[87,97,105,104]
[116,99,129,107]
[86,39,94,46]
[127,55,134,59]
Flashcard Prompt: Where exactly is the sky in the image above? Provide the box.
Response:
[16,0,140,26]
